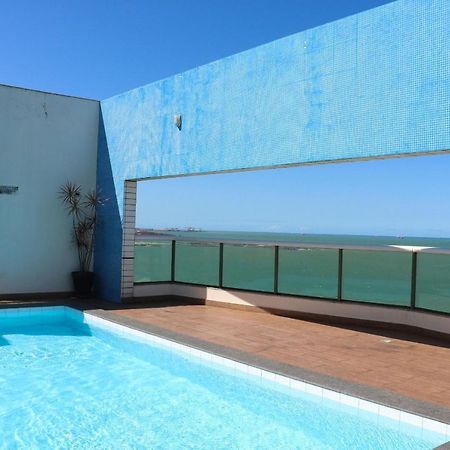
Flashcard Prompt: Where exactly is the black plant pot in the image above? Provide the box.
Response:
[72,271,94,297]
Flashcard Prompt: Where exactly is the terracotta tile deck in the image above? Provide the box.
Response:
[111,303,450,409]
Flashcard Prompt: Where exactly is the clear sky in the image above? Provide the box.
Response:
[3,0,449,237]
[136,154,450,237]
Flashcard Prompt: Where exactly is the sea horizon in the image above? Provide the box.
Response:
[135,228,450,249]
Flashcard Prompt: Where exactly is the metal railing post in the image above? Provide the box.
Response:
[337,249,343,301]
[274,245,279,294]
[219,243,224,288]
[410,251,417,309]
[171,240,176,282]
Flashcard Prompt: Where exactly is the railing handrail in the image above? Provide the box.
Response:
[135,236,450,255]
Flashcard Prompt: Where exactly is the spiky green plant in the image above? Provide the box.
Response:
[59,182,103,272]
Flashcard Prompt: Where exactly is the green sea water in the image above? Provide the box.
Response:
[136,230,450,248]
[134,231,450,315]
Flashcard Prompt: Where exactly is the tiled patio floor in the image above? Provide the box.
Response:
[111,303,450,409]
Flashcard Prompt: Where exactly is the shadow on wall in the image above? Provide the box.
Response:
[94,109,123,302]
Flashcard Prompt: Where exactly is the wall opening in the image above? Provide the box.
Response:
[126,154,450,316]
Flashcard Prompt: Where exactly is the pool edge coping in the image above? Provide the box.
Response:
[79,308,450,437]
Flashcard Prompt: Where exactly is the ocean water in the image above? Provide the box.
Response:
[0,309,447,449]
[135,230,450,249]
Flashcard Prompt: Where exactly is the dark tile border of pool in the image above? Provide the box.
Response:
[1,299,449,433]
[84,308,450,428]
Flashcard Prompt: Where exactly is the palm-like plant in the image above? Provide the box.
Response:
[59,182,102,273]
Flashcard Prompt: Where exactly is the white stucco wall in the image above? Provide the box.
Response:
[0,85,99,295]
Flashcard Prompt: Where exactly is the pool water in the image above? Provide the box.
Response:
[0,308,447,449]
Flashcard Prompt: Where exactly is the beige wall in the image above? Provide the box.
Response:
[0,85,99,294]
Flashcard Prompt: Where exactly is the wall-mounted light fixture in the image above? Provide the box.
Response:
[0,186,19,195]
[174,114,182,130]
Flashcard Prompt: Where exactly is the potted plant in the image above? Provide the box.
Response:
[59,182,102,296]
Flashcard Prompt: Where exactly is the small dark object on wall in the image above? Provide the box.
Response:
[0,186,18,195]
[174,114,182,130]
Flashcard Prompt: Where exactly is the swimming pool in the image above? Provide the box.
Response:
[0,306,448,449]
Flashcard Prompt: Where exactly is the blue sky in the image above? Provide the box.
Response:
[3,0,449,237]
[136,155,450,237]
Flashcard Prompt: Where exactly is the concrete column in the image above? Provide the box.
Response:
[121,180,136,298]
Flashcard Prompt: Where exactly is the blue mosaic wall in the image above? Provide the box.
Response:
[96,0,450,300]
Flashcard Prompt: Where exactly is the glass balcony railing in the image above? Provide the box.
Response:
[133,239,450,316]
[416,252,450,314]
[222,244,275,292]
[134,241,172,282]
[341,250,412,306]
[174,241,220,286]
[278,247,339,299]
